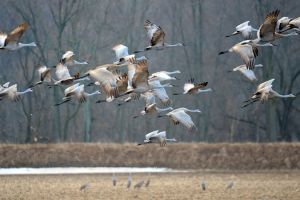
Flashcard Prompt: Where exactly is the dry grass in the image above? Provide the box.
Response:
[0,171,299,200]
[0,143,300,169]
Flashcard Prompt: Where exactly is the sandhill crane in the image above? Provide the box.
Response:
[112,173,117,186]
[127,173,132,189]
[60,51,88,67]
[80,183,90,191]
[226,21,258,39]
[226,180,235,190]
[133,92,173,118]
[134,180,144,189]
[148,79,173,106]
[0,84,32,102]
[229,64,263,82]
[219,40,262,69]
[30,66,52,87]
[277,16,300,33]
[173,79,211,95]
[149,70,181,81]
[145,173,151,187]
[55,83,100,106]
[53,63,88,85]
[0,22,36,50]
[134,20,183,53]
[253,10,298,44]
[201,178,206,191]
[158,108,201,131]
[243,79,296,107]
[138,130,176,146]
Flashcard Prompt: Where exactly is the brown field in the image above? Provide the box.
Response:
[0,143,300,169]
[0,171,300,200]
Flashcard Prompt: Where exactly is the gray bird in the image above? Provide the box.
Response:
[134,180,144,189]
[145,179,150,187]
[112,173,117,186]
[201,179,206,191]
[226,180,235,189]
[127,173,132,189]
[80,183,90,191]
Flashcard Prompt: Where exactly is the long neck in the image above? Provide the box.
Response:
[198,88,212,93]
[18,42,37,47]
[183,108,201,113]
[271,89,295,98]
[86,91,100,97]
[276,32,298,38]
[74,60,88,65]
[167,70,181,74]
[165,43,183,47]
[251,27,258,32]
[156,107,173,113]
[18,88,32,95]
[165,138,176,142]
[161,83,173,88]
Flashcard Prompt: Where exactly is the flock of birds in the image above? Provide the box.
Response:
[79,173,235,192]
[0,9,299,145]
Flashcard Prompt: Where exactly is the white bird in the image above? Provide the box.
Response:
[158,108,201,131]
[30,66,52,87]
[148,79,173,106]
[149,70,181,81]
[54,63,86,85]
[174,79,211,95]
[226,21,258,39]
[60,51,88,67]
[138,130,176,146]
[55,83,100,106]
[0,84,33,102]
[230,64,263,81]
[134,20,184,53]
[112,173,117,186]
[219,40,261,69]
[0,22,36,50]
[253,10,298,44]
[112,44,136,64]
[277,16,300,33]
[243,78,296,107]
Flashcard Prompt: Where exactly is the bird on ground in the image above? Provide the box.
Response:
[55,83,100,106]
[138,130,176,146]
[134,20,184,53]
[277,16,300,33]
[252,10,298,44]
[201,178,206,191]
[80,183,90,191]
[134,180,144,189]
[0,22,36,50]
[226,21,258,39]
[243,78,296,107]
[228,64,263,82]
[226,180,235,190]
[158,108,201,131]
[148,70,181,82]
[127,173,132,189]
[30,66,52,88]
[112,173,117,186]
[145,173,151,187]
[0,84,32,102]
[173,79,212,95]
[60,51,88,67]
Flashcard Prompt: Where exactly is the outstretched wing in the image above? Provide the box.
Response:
[6,22,29,45]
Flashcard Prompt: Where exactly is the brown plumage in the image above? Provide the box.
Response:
[4,22,29,46]
[131,59,149,92]
[258,10,280,42]
[144,20,165,47]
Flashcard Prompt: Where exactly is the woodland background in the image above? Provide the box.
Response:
[0,0,299,143]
